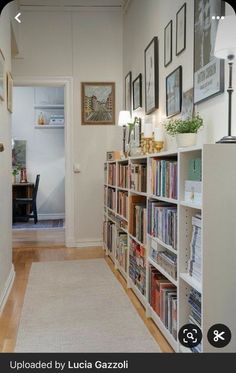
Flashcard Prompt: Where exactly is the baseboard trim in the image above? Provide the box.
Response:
[0,265,15,314]
[66,239,103,248]
[38,214,65,221]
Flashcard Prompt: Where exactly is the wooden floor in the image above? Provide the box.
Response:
[0,229,173,353]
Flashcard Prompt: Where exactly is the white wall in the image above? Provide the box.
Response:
[123,0,236,149]
[12,87,65,218]
[0,1,19,310]
[13,7,123,245]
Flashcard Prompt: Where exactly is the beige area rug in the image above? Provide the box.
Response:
[15,259,160,352]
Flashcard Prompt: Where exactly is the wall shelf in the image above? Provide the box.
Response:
[34,125,64,129]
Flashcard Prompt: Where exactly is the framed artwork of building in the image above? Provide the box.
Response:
[81,82,115,125]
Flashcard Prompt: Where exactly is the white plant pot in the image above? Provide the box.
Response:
[176,133,197,148]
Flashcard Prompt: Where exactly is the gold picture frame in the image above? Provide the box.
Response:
[7,72,13,113]
[81,82,115,125]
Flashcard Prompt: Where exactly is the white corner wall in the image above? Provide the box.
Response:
[12,87,65,219]
[13,7,123,245]
[123,0,236,149]
[0,2,19,310]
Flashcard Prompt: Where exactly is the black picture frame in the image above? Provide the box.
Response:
[193,0,225,104]
[125,71,132,114]
[132,74,142,110]
[166,66,182,118]
[164,20,173,67]
[176,3,186,56]
[144,36,159,115]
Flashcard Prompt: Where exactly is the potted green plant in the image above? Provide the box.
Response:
[12,165,21,184]
[164,114,203,148]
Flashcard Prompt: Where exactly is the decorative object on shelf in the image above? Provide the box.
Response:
[166,66,182,118]
[145,37,159,115]
[7,72,13,113]
[194,0,225,104]
[164,113,203,148]
[176,3,186,56]
[81,82,115,125]
[185,180,202,205]
[38,112,45,125]
[132,74,142,110]
[164,20,172,67]
[49,114,64,126]
[125,71,132,114]
[12,165,21,184]
[118,110,131,156]
[182,88,194,120]
[153,127,164,152]
[106,151,122,162]
[0,49,5,101]
[214,15,236,143]
[20,167,28,183]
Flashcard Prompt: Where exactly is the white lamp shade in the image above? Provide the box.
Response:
[118,111,131,126]
[214,15,236,60]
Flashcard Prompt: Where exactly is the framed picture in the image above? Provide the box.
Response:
[125,71,132,114]
[176,3,186,56]
[144,37,159,115]
[194,0,225,104]
[81,82,115,125]
[0,49,5,101]
[164,20,172,67]
[7,72,13,113]
[133,74,142,110]
[166,66,182,118]
[182,88,194,120]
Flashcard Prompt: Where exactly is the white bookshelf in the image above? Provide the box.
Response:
[103,145,236,352]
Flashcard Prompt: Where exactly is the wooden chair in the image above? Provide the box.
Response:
[13,175,40,224]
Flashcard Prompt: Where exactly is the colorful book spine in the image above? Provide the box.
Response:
[108,163,116,186]
[130,163,147,192]
[118,164,129,189]
[117,191,128,219]
[150,158,178,199]
[129,239,146,296]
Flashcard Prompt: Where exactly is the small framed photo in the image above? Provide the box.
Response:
[125,71,132,114]
[81,82,115,125]
[182,88,194,120]
[166,66,182,118]
[164,20,172,67]
[176,3,186,56]
[7,72,13,113]
[132,74,142,110]
[145,36,159,115]
[0,49,5,101]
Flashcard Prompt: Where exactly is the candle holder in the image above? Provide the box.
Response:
[141,133,157,154]
[153,140,164,153]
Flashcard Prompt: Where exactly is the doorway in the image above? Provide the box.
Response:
[11,77,74,247]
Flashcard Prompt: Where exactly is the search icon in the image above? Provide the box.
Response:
[178,324,202,348]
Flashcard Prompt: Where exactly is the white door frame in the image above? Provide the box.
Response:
[13,76,75,247]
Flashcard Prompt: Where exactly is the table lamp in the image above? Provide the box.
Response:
[214,15,236,143]
[118,110,131,154]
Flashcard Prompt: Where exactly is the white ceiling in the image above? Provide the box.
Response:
[19,0,127,7]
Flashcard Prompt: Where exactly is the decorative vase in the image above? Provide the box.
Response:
[176,133,197,148]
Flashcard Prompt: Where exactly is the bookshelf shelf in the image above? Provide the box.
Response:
[148,257,178,286]
[148,234,177,255]
[149,195,178,204]
[179,273,202,294]
[103,144,236,352]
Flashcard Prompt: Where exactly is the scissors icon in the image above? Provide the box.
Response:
[213,330,225,342]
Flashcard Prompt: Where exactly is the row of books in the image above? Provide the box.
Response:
[150,247,177,280]
[188,214,202,282]
[118,164,129,189]
[149,266,177,340]
[103,220,116,255]
[149,158,178,200]
[108,163,116,186]
[107,187,116,211]
[188,288,202,353]
[148,201,177,250]
[134,204,147,245]
[130,163,147,193]
[129,239,146,296]
[117,191,128,219]
[116,231,128,273]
